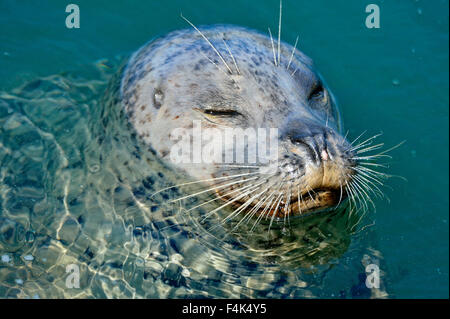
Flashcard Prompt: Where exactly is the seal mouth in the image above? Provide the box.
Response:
[284,187,343,217]
[218,187,344,219]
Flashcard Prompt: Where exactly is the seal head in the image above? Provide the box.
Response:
[121,25,356,219]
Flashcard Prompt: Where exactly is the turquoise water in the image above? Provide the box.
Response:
[0,0,448,298]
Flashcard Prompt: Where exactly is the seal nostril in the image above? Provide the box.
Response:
[290,136,320,163]
[290,130,337,164]
[321,149,329,161]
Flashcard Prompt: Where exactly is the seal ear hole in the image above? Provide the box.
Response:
[153,89,164,109]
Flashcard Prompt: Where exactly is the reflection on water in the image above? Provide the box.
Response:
[0,58,386,298]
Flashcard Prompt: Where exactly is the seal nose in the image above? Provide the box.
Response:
[288,129,332,164]
[282,117,336,164]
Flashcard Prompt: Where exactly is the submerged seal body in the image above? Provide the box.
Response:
[120,24,358,220]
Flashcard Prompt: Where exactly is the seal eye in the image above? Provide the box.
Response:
[308,83,325,100]
[203,109,241,117]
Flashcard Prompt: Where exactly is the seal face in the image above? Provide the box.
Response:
[121,25,357,220]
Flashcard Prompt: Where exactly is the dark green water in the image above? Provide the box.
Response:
[0,0,448,298]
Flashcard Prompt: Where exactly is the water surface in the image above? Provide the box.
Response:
[0,0,448,298]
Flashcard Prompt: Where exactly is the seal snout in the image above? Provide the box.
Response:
[276,123,353,215]
[286,125,336,166]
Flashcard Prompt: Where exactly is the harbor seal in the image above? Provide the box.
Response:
[119,22,381,226]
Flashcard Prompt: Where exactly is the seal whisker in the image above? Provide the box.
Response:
[356,143,385,154]
[180,13,233,74]
[350,207,369,233]
[299,187,305,214]
[359,162,389,168]
[345,186,353,212]
[213,164,261,169]
[354,166,390,179]
[283,187,292,227]
[264,183,285,222]
[350,132,382,148]
[357,169,401,192]
[349,130,367,147]
[350,137,378,151]
[352,154,392,161]
[352,171,385,193]
[263,179,287,231]
[149,171,260,198]
[250,194,276,232]
[286,35,299,71]
[185,182,256,213]
[200,51,230,76]
[268,192,284,231]
[252,196,276,231]
[357,165,406,184]
[349,182,367,213]
[222,38,241,75]
[243,183,280,228]
[351,179,376,211]
[350,135,383,152]
[335,182,344,209]
[353,179,373,212]
[265,194,284,226]
[235,193,269,229]
[225,182,272,222]
[202,180,267,223]
[375,140,406,156]
[250,180,285,232]
[168,176,259,203]
[214,180,270,227]
[277,0,283,66]
[352,168,387,183]
[229,181,277,232]
[345,181,358,212]
[348,179,368,211]
[353,174,384,200]
[350,221,376,235]
[307,186,320,205]
[351,142,375,153]
[343,130,350,141]
[268,27,278,66]
[242,179,281,224]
